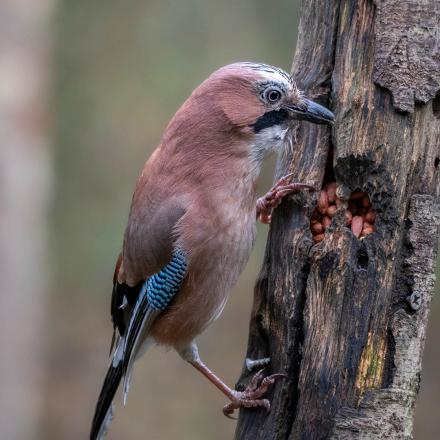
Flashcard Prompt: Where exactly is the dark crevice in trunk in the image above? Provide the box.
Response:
[382,325,396,388]
[391,218,415,314]
[323,143,336,188]
[432,90,440,118]
[286,258,311,439]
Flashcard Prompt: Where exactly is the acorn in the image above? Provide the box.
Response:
[351,216,363,238]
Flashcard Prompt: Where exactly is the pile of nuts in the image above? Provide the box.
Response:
[310,182,376,243]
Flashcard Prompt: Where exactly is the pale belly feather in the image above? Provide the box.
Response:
[150,208,256,349]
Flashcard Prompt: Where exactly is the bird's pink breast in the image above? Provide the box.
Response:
[150,178,257,349]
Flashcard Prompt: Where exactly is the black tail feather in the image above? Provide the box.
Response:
[90,363,123,440]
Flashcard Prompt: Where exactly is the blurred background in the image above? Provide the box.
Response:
[0,0,438,439]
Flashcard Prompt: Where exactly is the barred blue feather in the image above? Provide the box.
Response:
[147,249,188,310]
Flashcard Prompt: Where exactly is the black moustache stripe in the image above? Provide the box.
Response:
[251,109,289,133]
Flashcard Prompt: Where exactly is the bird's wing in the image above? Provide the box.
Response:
[91,250,188,440]
[90,198,188,440]
[111,194,188,340]
[109,260,143,353]
[120,248,187,398]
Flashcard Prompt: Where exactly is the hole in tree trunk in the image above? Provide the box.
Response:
[310,187,377,242]
[347,190,376,238]
[309,143,377,243]
[357,248,369,269]
[310,145,337,243]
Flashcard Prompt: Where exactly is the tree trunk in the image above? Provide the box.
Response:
[0,1,53,439]
[235,1,440,439]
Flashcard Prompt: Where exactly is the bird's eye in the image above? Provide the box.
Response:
[264,88,282,104]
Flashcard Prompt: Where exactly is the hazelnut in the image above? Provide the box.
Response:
[326,205,337,217]
[365,210,376,223]
[326,182,337,203]
[361,226,374,236]
[351,216,363,238]
[318,191,329,214]
[313,233,325,243]
[361,195,371,208]
[322,215,332,229]
[311,222,324,234]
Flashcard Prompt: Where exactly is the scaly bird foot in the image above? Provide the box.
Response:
[222,369,286,419]
[256,173,315,224]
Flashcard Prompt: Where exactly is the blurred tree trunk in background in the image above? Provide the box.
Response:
[0,1,54,439]
[236,1,440,439]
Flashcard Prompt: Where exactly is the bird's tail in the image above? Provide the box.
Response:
[90,361,123,440]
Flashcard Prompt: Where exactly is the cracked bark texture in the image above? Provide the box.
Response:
[234,1,440,439]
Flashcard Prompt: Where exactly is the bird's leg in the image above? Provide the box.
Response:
[179,344,285,419]
[256,172,315,224]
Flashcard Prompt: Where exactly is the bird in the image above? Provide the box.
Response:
[90,62,334,439]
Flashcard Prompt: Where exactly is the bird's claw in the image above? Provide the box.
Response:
[222,369,286,419]
[257,175,315,224]
[245,356,270,371]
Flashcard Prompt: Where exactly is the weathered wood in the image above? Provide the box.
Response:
[235,1,440,439]
[332,195,440,439]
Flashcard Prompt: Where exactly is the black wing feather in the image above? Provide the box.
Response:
[90,363,123,440]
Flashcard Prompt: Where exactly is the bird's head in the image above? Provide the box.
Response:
[210,62,334,128]
[180,62,334,164]
[165,62,334,170]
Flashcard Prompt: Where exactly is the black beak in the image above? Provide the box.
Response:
[286,98,334,125]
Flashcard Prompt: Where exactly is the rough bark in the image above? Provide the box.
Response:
[235,1,440,439]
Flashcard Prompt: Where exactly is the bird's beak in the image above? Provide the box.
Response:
[285,98,334,125]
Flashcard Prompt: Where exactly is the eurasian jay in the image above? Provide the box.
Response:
[90,62,334,439]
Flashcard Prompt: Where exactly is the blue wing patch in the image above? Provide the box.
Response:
[146,249,188,310]
[120,248,188,402]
